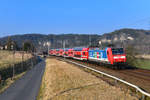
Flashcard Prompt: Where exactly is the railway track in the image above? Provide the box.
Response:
[53,56,150,94]
[118,70,150,81]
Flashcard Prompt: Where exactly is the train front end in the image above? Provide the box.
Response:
[107,48,126,65]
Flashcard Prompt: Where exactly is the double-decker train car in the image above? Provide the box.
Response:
[73,47,89,60]
[59,49,64,56]
[49,47,126,66]
[64,48,69,57]
[88,48,126,65]
[50,49,57,55]
[68,48,74,58]
[49,49,54,55]
[55,49,60,56]
[88,48,108,63]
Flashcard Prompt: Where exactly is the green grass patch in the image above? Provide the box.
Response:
[135,58,150,70]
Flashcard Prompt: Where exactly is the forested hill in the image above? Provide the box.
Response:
[0,34,100,50]
[0,28,150,54]
[99,29,150,54]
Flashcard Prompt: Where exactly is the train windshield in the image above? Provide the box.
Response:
[112,48,124,55]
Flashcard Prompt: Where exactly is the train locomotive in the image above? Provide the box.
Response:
[49,47,126,66]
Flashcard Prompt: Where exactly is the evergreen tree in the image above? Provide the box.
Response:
[23,41,35,52]
[6,37,12,50]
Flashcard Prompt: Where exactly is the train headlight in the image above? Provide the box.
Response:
[113,56,119,59]
[113,56,125,59]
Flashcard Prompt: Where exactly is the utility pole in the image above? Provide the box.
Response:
[63,40,66,59]
[11,43,15,79]
[38,41,41,53]
[21,51,24,71]
[47,42,50,56]
[13,50,15,79]
[89,35,91,47]
[22,43,24,72]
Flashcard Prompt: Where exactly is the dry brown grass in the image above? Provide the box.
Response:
[38,58,138,100]
[0,50,32,69]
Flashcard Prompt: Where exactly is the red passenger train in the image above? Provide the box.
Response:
[49,47,126,66]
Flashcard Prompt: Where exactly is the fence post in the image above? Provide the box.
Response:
[114,79,118,85]
[27,52,30,70]
[142,95,145,100]
[0,75,1,83]
[12,51,15,79]
[0,75,1,87]
[22,51,24,72]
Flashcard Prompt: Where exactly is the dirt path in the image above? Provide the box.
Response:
[38,58,137,100]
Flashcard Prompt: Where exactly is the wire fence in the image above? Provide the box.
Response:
[0,55,40,87]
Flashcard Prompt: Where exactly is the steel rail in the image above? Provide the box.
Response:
[64,59,150,98]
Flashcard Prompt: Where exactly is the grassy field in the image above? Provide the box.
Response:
[135,58,150,70]
[0,50,32,69]
[37,58,137,100]
[134,55,150,69]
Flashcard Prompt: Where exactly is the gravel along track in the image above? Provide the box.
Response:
[55,57,150,93]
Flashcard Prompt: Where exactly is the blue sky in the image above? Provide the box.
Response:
[0,0,150,37]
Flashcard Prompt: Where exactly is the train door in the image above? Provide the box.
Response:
[107,48,113,64]
[82,51,88,59]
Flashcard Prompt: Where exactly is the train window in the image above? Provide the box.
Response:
[99,52,101,58]
[83,52,86,55]
[112,48,124,55]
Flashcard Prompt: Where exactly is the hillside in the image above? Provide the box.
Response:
[0,28,150,54]
[99,28,150,54]
[0,34,100,51]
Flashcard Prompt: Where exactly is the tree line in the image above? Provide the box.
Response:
[0,37,35,52]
